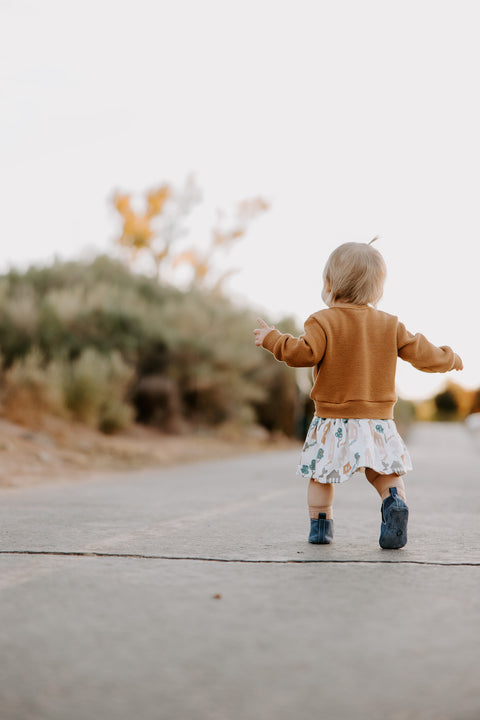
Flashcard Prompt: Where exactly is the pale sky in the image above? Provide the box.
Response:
[1,0,479,400]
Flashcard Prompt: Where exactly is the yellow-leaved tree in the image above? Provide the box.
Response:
[112,175,201,280]
[112,176,269,291]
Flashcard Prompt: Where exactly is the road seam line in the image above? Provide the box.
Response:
[0,551,479,567]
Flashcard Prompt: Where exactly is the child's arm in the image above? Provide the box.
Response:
[254,316,326,367]
[397,323,463,372]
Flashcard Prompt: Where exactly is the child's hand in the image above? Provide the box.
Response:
[254,317,275,346]
[454,354,464,371]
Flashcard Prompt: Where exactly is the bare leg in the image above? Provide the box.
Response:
[307,479,334,519]
[365,468,406,502]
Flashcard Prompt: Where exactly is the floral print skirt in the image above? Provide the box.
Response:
[297,417,413,483]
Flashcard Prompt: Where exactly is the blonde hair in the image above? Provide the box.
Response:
[322,240,387,307]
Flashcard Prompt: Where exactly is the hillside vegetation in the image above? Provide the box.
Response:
[0,256,300,436]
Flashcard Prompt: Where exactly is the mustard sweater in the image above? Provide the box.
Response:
[262,304,462,420]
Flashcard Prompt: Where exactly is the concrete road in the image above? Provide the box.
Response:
[1,422,479,720]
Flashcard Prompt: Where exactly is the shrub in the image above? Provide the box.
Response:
[433,388,459,421]
[62,349,135,432]
[0,256,303,435]
[0,349,66,428]
[0,347,134,433]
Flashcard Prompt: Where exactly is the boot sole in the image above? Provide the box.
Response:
[379,506,408,549]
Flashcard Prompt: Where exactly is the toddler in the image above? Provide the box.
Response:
[254,241,463,549]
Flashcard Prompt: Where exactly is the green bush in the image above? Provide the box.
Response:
[62,349,134,432]
[433,388,459,421]
[0,347,134,433]
[0,256,301,435]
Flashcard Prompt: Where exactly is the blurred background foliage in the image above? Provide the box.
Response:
[0,256,300,436]
[0,178,476,438]
[415,382,478,423]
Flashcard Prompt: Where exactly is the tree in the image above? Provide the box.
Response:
[112,176,269,292]
[433,388,458,420]
[112,175,201,280]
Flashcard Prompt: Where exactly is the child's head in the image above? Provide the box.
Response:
[322,241,387,307]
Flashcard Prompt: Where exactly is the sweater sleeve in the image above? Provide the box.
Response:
[397,322,462,373]
[261,316,327,367]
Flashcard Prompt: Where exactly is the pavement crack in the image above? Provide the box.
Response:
[0,550,479,567]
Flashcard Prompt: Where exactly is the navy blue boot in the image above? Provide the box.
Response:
[308,513,334,544]
[379,487,409,549]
